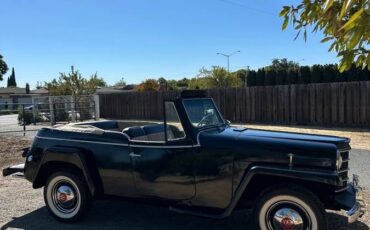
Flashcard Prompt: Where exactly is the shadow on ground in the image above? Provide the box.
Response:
[1,200,368,230]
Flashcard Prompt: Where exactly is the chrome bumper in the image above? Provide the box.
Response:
[2,163,25,177]
[345,175,366,224]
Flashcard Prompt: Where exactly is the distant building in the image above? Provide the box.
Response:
[31,88,49,97]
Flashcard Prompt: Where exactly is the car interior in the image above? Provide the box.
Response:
[78,121,184,142]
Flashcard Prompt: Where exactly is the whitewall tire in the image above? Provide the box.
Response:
[254,186,327,230]
[44,170,91,222]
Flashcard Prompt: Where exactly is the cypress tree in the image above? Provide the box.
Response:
[256,68,265,86]
[246,70,257,87]
[310,65,323,83]
[286,68,298,84]
[7,68,17,87]
[299,66,311,84]
[26,83,30,94]
[275,68,287,85]
[264,68,276,86]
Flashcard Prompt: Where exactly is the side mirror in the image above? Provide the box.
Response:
[226,120,231,125]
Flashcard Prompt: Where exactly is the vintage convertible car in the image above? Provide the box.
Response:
[3,90,366,229]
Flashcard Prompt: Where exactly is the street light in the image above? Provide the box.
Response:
[217,50,240,72]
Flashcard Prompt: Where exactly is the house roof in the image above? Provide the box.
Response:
[0,87,26,94]
[31,88,49,94]
[95,87,126,94]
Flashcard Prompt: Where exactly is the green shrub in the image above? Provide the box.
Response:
[18,110,41,125]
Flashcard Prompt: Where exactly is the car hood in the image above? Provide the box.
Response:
[198,126,350,158]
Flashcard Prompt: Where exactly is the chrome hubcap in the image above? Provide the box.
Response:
[272,208,303,230]
[52,181,78,214]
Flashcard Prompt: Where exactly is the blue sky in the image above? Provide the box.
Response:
[0,0,338,89]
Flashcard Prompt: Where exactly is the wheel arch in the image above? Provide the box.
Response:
[32,146,103,197]
[225,165,338,216]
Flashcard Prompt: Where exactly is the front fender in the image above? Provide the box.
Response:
[223,165,340,218]
[29,146,102,196]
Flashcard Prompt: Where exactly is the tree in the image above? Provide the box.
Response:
[270,58,300,70]
[299,66,311,84]
[46,66,106,98]
[276,68,287,85]
[246,70,257,87]
[113,78,126,87]
[199,66,241,88]
[311,65,323,83]
[256,68,266,86]
[280,0,370,72]
[264,68,276,86]
[0,54,8,81]
[136,79,159,91]
[26,83,30,94]
[286,68,299,84]
[7,67,16,87]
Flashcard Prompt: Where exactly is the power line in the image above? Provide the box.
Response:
[217,0,276,16]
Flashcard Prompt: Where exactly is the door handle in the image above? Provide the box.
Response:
[129,152,141,158]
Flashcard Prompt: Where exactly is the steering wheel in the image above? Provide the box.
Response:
[197,113,213,127]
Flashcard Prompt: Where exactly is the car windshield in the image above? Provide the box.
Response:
[183,99,224,128]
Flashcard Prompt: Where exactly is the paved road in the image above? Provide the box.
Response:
[0,114,47,138]
[349,149,370,188]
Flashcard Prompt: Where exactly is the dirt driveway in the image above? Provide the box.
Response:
[1,125,370,230]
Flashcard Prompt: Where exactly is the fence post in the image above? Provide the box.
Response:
[49,96,55,125]
[71,96,76,123]
[94,94,100,120]
[32,96,37,125]
[22,104,26,136]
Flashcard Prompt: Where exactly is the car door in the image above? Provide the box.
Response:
[129,101,195,200]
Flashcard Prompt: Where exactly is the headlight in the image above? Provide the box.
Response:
[336,150,343,170]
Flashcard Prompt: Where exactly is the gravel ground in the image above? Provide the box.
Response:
[1,127,370,229]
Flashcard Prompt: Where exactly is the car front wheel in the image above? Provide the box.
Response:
[44,170,91,222]
[254,186,327,230]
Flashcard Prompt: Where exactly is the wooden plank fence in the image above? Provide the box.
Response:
[99,81,370,127]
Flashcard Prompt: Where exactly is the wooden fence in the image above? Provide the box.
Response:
[99,81,370,127]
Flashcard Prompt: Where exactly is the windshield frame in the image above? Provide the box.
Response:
[182,98,226,129]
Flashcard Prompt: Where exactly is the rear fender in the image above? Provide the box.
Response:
[32,146,102,196]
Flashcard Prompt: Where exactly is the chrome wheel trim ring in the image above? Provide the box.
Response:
[52,183,77,213]
[46,175,81,219]
[267,202,308,230]
[258,195,318,230]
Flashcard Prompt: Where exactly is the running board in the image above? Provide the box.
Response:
[169,206,228,219]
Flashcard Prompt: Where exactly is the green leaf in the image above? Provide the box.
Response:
[348,32,362,50]
[279,6,290,17]
[282,16,289,30]
[323,0,334,12]
[294,30,301,40]
[328,42,336,51]
[339,0,348,19]
[340,8,364,31]
[320,37,332,43]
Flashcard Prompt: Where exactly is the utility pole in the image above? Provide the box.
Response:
[216,50,240,72]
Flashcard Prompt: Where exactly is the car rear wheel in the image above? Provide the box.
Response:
[254,186,327,230]
[44,170,91,222]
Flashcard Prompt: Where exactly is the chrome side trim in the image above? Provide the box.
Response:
[35,135,202,149]
[335,186,348,193]
[338,168,350,174]
[35,136,129,146]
